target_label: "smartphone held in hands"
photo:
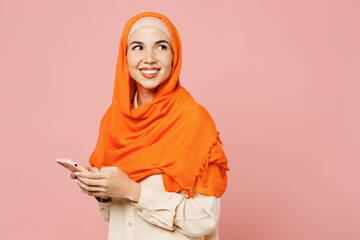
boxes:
[56,158,90,173]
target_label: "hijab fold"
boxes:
[89,12,229,197]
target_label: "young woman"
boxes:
[71,12,229,240]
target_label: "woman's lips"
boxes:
[139,67,160,79]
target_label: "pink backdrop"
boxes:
[1,0,359,239]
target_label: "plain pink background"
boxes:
[1,0,359,239]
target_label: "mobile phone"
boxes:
[56,158,90,173]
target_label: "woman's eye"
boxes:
[157,45,167,50]
[132,45,142,50]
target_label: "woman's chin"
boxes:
[135,78,166,91]
[137,82,160,91]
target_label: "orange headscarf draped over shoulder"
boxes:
[89,12,229,197]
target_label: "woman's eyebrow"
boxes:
[155,40,170,45]
[129,40,170,46]
[129,41,143,46]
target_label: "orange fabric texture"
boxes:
[89,12,229,197]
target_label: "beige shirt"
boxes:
[96,90,221,240]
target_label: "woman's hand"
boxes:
[70,166,110,199]
[73,166,141,203]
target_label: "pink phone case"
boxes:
[56,158,90,172]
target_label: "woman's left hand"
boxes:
[74,166,141,203]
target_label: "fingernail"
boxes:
[79,187,82,191]
[74,179,78,183]
[75,172,79,176]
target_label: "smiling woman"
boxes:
[126,22,173,106]
[71,12,229,240]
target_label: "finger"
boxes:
[76,179,107,193]
[90,167,100,172]
[84,166,91,171]
[70,172,77,179]
[78,186,93,197]
[77,176,107,187]
[79,186,108,198]
[76,171,109,179]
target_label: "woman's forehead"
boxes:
[128,16,171,44]
[128,27,171,44]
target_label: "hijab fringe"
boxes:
[184,131,223,198]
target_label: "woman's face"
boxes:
[127,26,173,91]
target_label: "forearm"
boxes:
[95,181,141,222]
[132,186,220,237]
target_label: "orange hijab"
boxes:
[89,12,229,197]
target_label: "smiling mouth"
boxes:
[140,69,160,74]
[139,68,160,79]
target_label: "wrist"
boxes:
[127,182,141,203]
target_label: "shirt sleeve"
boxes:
[97,200,111,222]
[132,186,221,237]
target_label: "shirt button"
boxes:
[128,222,133,227]
[139,209,143,213]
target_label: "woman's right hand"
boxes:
[71,166,112,201]
[70,166,111,200]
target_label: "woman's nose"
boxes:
[143,49,156,63]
